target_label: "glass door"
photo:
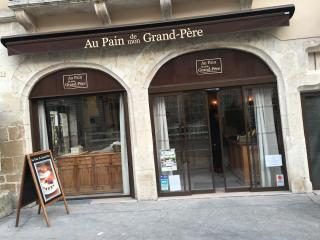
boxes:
[153,94,188,194]
[217,88,250,190]
[152,91,214,195]
[244,85,287,189]
[184,92,214,192]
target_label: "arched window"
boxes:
[149,49,287,195]
[29,68,133,198]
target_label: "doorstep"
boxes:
[84,192,293,204]
[313,190,320,195]
[90,197,137,205]
[158,191,292,201]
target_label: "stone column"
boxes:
[128,87,158,200]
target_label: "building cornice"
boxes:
[160,0,172,20]
[240,0,253,10]
[94,0,111,25]
[15,10,36,32]
[0,10,16,23]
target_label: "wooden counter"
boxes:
[56,151,123,196]
[227,139,257,185]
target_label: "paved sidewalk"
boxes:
[0,193,320,240]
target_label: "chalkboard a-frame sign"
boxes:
[16,150,69,227]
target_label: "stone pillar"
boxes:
[284,90,313,193]
[129,87,158,200]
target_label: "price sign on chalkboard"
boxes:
[16,150,69,227]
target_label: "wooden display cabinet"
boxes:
[56,152,123,196]
[227,139,258,184]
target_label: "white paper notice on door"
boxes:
[169,175,182,192]
[276,174,285,187]
[265,154,283,167]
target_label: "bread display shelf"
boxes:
[56,151,123,196]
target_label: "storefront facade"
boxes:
[150,49,287,195]
[1,0,320,206]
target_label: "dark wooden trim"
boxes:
[123,92,135,198]
[215,90,228,192]
[149,76,276,94]
[158,192,190,197]
[1,5,294,56]
[29,68,125,99]
[250,186,287,192]
[2,5,295,42]
[30,101,40,152]
[149,95,162,196]
[273,85,290,190]
[190,189,216,194]
[15,156,28,227]
[204,91,216,191]
[181,94,190,194]
[241,86,254,189]
[225,187,251,193]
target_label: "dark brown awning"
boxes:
[1,5,295,56]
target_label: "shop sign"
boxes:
[160,149,177,172]
[196,58,223,75]
[32,153,62,203]
[83,28,204,49]
[63,73,88,90]
[265,154,283,167]
[2,6,294,56]
[16,150,69,227]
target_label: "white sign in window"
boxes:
[265,154,283,167]
[169,175,181,192]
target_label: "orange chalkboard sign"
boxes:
[16,150,69,227]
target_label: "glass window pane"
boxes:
[37,93,130,196]
[245,86,285,188]
[153,95,186,193]
[219,88,250,189]
[184,92,213,191]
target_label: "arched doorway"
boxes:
[29,68,134,198]
[149,49,288,196]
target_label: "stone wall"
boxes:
[0,125,25,204]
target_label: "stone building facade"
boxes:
[1,0,320,211]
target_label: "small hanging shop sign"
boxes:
[63,73,88,90]
[196,58,223,75]
[16,150,69,227]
